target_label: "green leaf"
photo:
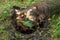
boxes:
[23,21,34,28]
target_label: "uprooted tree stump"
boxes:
[11,1,50,34]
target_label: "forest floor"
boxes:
[0,0,60,40]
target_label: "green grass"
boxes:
[50,15,60,40]
[0,0,60,40]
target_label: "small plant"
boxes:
[15,33,24,38]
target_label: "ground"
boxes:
[0,0,60,40]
